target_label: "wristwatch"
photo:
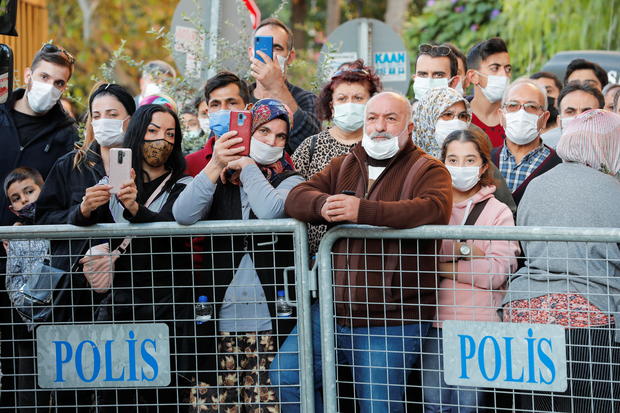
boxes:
[459,243,471,257]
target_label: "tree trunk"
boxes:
[385,0,411,34]
[326,0,341,36]
[77,0,100,40]
[290,0,307,50]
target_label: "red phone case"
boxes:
[229,110,252,156]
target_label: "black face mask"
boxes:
[547,96,558,125]
[11,202,36,224]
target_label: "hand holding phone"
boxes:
[229,111,252,157]
[109,148,132,194]
[254,36,273,63]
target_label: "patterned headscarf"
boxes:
[236,98,294,184]
[139,94,178,113]
[557,109,620,179]
[251,98,292,135]
[413,87,470,158]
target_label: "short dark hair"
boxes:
[316,59,383,122]
[564,58,608,89]
[530,71,563,93]
[417,43,458,78]
[204,71,250,106]
[445,42,467,73]
[255,17,294,51]
[4,167,44,196]
[557,82,605,110]
[466,37,508,71]
[30,45,74,78]
[141,60,177,79]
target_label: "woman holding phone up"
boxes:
[173,98,304,412]
[34,82,135,410]
[88,103,194,410]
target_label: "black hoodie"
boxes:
[0,88,78,226]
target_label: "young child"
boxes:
[4,167,49,329]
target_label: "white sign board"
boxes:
[325,52,358,77]
[374,51,407,82]
[442,321,567,392]
[37,323,171,388]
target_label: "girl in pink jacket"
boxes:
[421,128,519,413]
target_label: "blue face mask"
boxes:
[208,110,230,137]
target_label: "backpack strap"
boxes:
[464,198,491,226]
[308,134,318,166]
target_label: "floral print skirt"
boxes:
[189,330,279,413]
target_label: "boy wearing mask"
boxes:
[466,38,512,148]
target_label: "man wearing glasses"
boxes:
[0,43,77,227]
[491,79,561,206]
[412,43,461,100]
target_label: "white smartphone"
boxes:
[108,148,132,194]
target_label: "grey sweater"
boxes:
[502,163,620,341]
[173,164,303,332]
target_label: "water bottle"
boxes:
[276,290,293,317]
[195,295,214,324]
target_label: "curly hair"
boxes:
[316,59,382,122]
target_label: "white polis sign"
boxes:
[442,321,567,392]
[37,323,170,388]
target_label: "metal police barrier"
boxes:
[0,219,314,412]
[316,225,620,413]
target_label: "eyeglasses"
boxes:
[331,68,370,79]
[418,44,451,57]
[40,43,75,65]
[502,101,544,114]
[439,110,472,122]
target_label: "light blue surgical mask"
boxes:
[208,110,230,137]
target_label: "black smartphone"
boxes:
[341,190,356,196]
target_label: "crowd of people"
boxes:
[0,16,619,413]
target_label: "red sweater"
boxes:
[472,113,505,148]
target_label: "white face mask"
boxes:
[92,118,127,147]
[413,77,449,100]
[454,80,465,96]
[332,102,365,132]
[504,109,541,145]
[478,73,508,103]
[362,127,406,160]
[186,129,202,140]
[198,117,211,135]
[447,165,481,192]
[560,116,574,130]
[143,82,162,97]
[250,137,284,165]
[276,55,288,74]
[27,80,62,114]
[434,119,469,147]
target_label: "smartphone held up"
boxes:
[229,110,252,157]
[109,148,132,194]
[254,36,273,63]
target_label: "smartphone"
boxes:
[109,148,132,194]
[254,36,273,63]
[229,110,252,157]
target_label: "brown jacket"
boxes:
[285,140,452,326]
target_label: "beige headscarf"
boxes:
[556,109,620,178]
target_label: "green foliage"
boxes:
[403,0,619,78]
[499,0,619,76]
[403,0,502,57]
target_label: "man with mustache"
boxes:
[270,91,452,412]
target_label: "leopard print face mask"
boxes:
[142,139,173,168]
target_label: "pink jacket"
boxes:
[436,185,519,325]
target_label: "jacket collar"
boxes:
[2,88,75,130]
